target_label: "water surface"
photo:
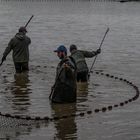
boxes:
[0,1,140,140]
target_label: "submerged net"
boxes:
[0,114,50,139]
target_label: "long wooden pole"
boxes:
[89,27,109,74]
[24,15,34,28]
[49,69,63,100]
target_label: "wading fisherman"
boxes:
[50,45,77,103]
[1,27,31,73]
[69,44,101,82]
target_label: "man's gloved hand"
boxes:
[2,56,6,62]
[96,48,101,54]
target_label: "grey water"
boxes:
[0,0,140,140]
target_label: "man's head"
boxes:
[69,44,77,53]
[54,45,67,59]
[18,26,27,34]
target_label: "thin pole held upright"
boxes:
[89,27,109,74]
[25,15,34,28]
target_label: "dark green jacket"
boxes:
[70,50,97,72]
[3,32,31,63]
[51,56,77,103]
[56,56,76,78]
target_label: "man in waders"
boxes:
[69,44,101,82]
[50,45,77,103]
[1,27,31,73]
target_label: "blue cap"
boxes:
[54,45,67,53]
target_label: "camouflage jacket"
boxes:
[70,50,97,72]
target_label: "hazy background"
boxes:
[0,0,140,140]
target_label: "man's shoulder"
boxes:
[71,49,81,55]
[67,56,77,69]
[24,35,31,40]
[10,35,17,42]
[25,35,30,38]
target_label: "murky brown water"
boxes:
[0,0,140,140]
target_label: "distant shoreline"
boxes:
[119,0,140,2]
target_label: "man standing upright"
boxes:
[1,27,31,73]
[50,45,77,103]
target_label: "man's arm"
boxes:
[82,49,101,58]
[2,39,13,60]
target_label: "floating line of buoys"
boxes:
[0,71,139,122]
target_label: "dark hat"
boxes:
[19,26,27,33]
[69,44,77,52]
[54,45,67,53]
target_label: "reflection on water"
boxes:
[0,0,140,140]
[0,72,49,140]
[11,73,31,115]
[51,103,77,140]
[77,82,88,94]
[77,82,88,102]
[50,82,89,139]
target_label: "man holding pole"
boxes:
[69,28,109,82]
[69,44,101,82]
[1,26,31,73]
[50,45,77,103]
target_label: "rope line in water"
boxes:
[0,71,139,123]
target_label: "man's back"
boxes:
[70,50,89,73]
[4,32,31,62]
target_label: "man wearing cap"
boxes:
[1,26,31,73]
[50,45,77,103]
[69,44,101,82]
